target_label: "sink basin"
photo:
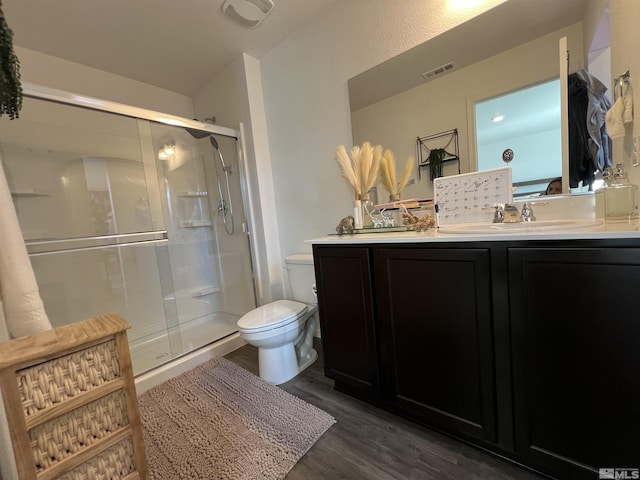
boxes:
[438,219,603,234]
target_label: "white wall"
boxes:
[16,47,194,118]
[259,0,507,257]
[193,54,284,303]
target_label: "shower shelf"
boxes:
[177,191,208,197]
[164,285,220,301]
[180,220,212,228]
[10,189,51,197]
[192,286,220,298]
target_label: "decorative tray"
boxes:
[329,225,414,235]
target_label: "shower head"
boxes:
[186,128,220,151]
[186,128,210,139]
[185,128,229,172]
[210,137,229,172]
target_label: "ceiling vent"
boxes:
[222,0,275,28]
[421,62,457,80]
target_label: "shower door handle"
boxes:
[26,230,169,255]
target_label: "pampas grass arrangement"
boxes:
[359,142,382,199]
[335,142,382,200]
[379,149,413,201]
[335,144,361,200]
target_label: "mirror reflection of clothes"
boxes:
[567,71,612,189]
[605,80,633,139]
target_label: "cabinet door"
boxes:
[509,247,640,479]
[313,246,379,399]
[374,246,497,443]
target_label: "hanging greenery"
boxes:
[428,148,447,181]
[0,0,22,120]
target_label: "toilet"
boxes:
[237,254,318,385]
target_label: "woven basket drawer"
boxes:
[18,340,121,417]
[30,389,130,471]
[57,437,138,480]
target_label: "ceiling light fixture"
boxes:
[492,115,505,123]
[222,0,275,28]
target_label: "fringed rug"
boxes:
[138,357,336,480]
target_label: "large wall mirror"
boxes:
[349,0,611,201]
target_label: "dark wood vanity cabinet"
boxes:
[313,240,640,480]
[313,246,379,400]
[508,246,640,479]
[373,247,497,443]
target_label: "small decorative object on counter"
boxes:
[603,163,638,218]
[360,193,374,228]
[335,215,355,235]
[381,209,395,227]
[415,213,436,232]
[402,210,436,232]
[402,210,419,226]
[369,209,384,228]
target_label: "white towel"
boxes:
[606,97,626,139]
[622,83,633,126]
[0,161,52,338]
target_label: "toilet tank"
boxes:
[285,254,317,305]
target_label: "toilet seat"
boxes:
[237,300,309,334]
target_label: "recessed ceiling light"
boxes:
[492,115,505,123]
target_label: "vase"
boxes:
[389,193,400,202]
[359,193,374,228]
[353,199,363,229]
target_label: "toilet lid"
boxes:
[237,300,308,332]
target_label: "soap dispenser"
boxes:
[604,164,637,218]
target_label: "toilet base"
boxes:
[258,343,318,385]
[298,347,318,373]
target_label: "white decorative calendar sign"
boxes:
[433,167,513,225]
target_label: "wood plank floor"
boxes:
[224,341,548,480]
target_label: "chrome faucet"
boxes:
[520,202,535,222]
[489,204,505,223]
[485,203,519,223]
[519,201,548,222]
[485,201,547,223]
[502,203,520,223]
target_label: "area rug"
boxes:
[138,357,336,480]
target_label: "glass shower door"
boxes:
[0,96,176,375]
[1,92,257,375]
[148,122,256,357]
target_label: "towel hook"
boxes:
[614,70,631,100]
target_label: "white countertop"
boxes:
[306,218,640,244]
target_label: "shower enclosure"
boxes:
[0,85,257,375]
